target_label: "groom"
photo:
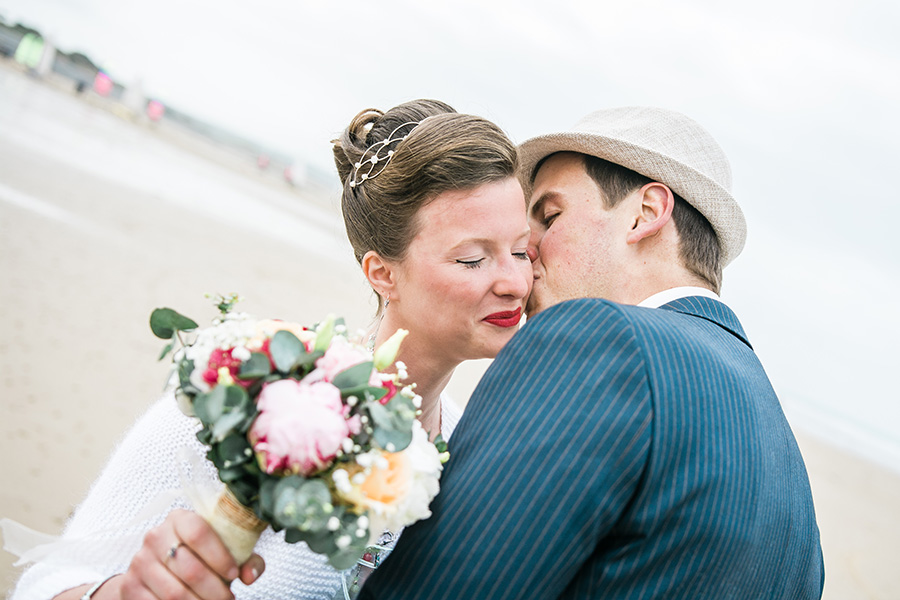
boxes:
[360,107,825,598]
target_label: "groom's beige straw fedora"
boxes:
[518,107,746,266]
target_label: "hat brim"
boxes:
[518,132,746,266]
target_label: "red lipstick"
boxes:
[483,307,522,328]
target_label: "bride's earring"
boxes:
[384,294,390,308]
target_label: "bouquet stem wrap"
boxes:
[203,488,267,565]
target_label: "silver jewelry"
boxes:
[80,574,117,599]
[349,121,420,187]
[166,541,183,561]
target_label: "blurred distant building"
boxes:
[14,32,42,68]
[0,20,34,57]
[0,17,326,192]
[53,51,101,92]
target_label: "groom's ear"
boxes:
[362,250,396,298]
[625,182,675,245]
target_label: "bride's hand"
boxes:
[116,509,265,599]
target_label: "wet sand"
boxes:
[1,63,898,599]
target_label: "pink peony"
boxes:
[311,338,376,384]
[249,379,350,476]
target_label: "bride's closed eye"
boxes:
[457,258,484,269]
[512,251,529,261]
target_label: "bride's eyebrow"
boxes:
[449,238,493,251]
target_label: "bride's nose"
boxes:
[493,259,532,299]
[527,230,541,263]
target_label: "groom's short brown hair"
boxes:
[581,155,723,293]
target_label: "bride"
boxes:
[10,99,533,600]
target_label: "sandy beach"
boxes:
[1,64,898,599]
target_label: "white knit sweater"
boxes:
[11,393,461,600]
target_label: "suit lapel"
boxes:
[658,296,753,350]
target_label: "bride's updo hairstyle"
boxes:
[333,99,518,314]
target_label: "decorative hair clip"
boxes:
[349,121,420,188]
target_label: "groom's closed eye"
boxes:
[529,193,562,230]
[540,210,560,227]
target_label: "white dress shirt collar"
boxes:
[637,286,720,309]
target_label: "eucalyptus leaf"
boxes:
[213,433,254,468]
[270,330,306,373]
[274,478,334,531]
[226,480,256,507]
[373,425,413,452]
[217,465,247,483]
[302,527,339,554]
[283,527,337,552]
[219,435,253,464]
[274,475,306,492]
[368,399,415,452]
[149,308,198,339]
[284,528,305,544]
[338,384,389,403]
[330,545,368,571]
[332,361,375,391]
[362,386,388,402]
[210,386,254,440]
[223,384,251,410]
[259,478,279,520]
[239,352,271,379]
[158,342,174,361]
[177,359,196,392]
[294,350,323,369]
[211,409,247,441]
[237,408,259,434]
[196,428,213,446]
[193,387,226,427]
[326,512,371,570]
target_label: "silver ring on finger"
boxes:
[166,541,184,564]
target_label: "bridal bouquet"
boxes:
[150,294,446,570]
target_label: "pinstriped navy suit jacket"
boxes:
[359,297,824,599]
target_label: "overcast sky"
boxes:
[3,0,899,466]
[3,0,896,254]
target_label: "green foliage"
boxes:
[149,308,198,339]
[282,508,369,570]
[211,292,241,315]
[239,353,272,379]
[158,342,174,361]
[193,385,257,441]
[331,361,375,395]
[269,330,307,373]
[313,315,337,353]
[272,477,333,531]
[226,478,258,508]
[434,435,448,454]
[367,394,416,452]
